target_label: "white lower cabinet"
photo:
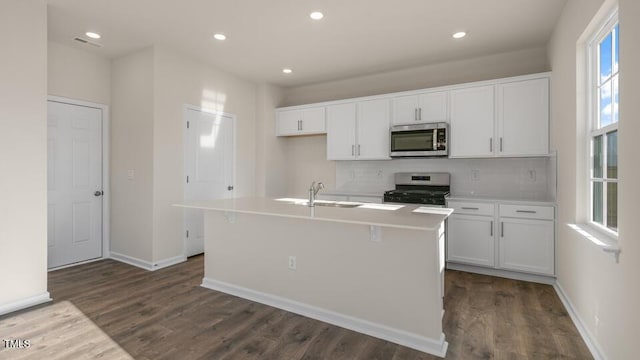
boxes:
[447,200,555,277]
[447,214,494,267]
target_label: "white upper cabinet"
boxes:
[327,99,390,160]
[449,85,495,158]
[392,91,448,125]
[497,78,549,156]
[327,103,357,160]
[276,107,326,136]
[357,99,390,160]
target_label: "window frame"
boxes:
[587,10,619,238]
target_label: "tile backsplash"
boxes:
[335,156,556,201]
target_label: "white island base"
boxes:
[178,198,450,357]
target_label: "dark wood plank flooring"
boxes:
[0,255,592,359]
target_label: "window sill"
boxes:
[568,223,621,263]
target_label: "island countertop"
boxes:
[175,197,453,231]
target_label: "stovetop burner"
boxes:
[383,173,450,206]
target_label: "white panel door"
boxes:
[497,78,549,156]
[357,99,391,160]
[498,218,555,275]
[449,85,495,158]
[184,109,235,257]
[47,101,103,268]
[327,103,357,160]
[446,214,495,267]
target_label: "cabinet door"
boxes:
[301,107,326,134]
[447,214,495,267]
[357,99,391,160]
[498,218,554,275]
[327,103,357,160]
[497,78,549,156]
[391,95,418,125]
[418,91,448,123]
[277,109,302,136]
[449,85,495,157]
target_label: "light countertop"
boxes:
[175,197,452,231]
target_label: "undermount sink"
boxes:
[311,202,362,208]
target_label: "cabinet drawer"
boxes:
[447,201,494,216]
[499,204,554,220]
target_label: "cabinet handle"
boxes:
[414,108,418,121]
[490,221,493,236]
[300,120,303,131]
[352,145,355,156]
[516,210,537,214]
[490,138,493,152]
[461,207,479,210]
[297,120,300,131]
[358,144,361,156]
[501,222,504,237]
[500,137,503,152]
[419,108,422,121]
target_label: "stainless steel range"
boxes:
[383,172,450,207]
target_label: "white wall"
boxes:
[48,41,111,105]
[110,47,155,262]
[255,84,288,197]
[152,46,259,262]
[0,0,49,310]
[282,47,549,106]
[548,0,640,358]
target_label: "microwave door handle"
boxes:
[433,129,437,150]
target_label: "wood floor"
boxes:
[0,256,592,359]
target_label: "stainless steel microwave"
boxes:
[389,122,448,157]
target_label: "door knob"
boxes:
[94,191,103,197]
[227,186,234,191]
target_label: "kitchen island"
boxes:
[175,197,452,357]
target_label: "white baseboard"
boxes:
[201,277,448,357]
[110,252,186,271]
[0,292,52,316]
[554,281,606,360]
[446,262,556,285]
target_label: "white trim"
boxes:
[554,281,606,360]
[46,96,111,262]
[0,292,52,316]
[446,262,556,285]
[47,257,104,272]
[110,252,187,271]
[201,277,448,357]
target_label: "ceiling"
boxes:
[47,0,566,87]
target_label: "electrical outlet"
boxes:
[127,169,135,180]
[288,256,296,270]
[527,170,536,182]
[377,169,384,178]
[471,169,480,181]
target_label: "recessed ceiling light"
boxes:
[85,32,101,39]
[452,31,467,39]
[310,11,324,20]
[213,33,227,41]
[282,68,293,74]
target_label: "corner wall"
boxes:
[548,0,640,358]
[110,47,155,262]
[0,0,49,311]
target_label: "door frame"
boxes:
[183,104,237,257]
[47,95,110,268]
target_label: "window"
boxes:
[589,13,618,234]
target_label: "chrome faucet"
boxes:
[308,181,324,207]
